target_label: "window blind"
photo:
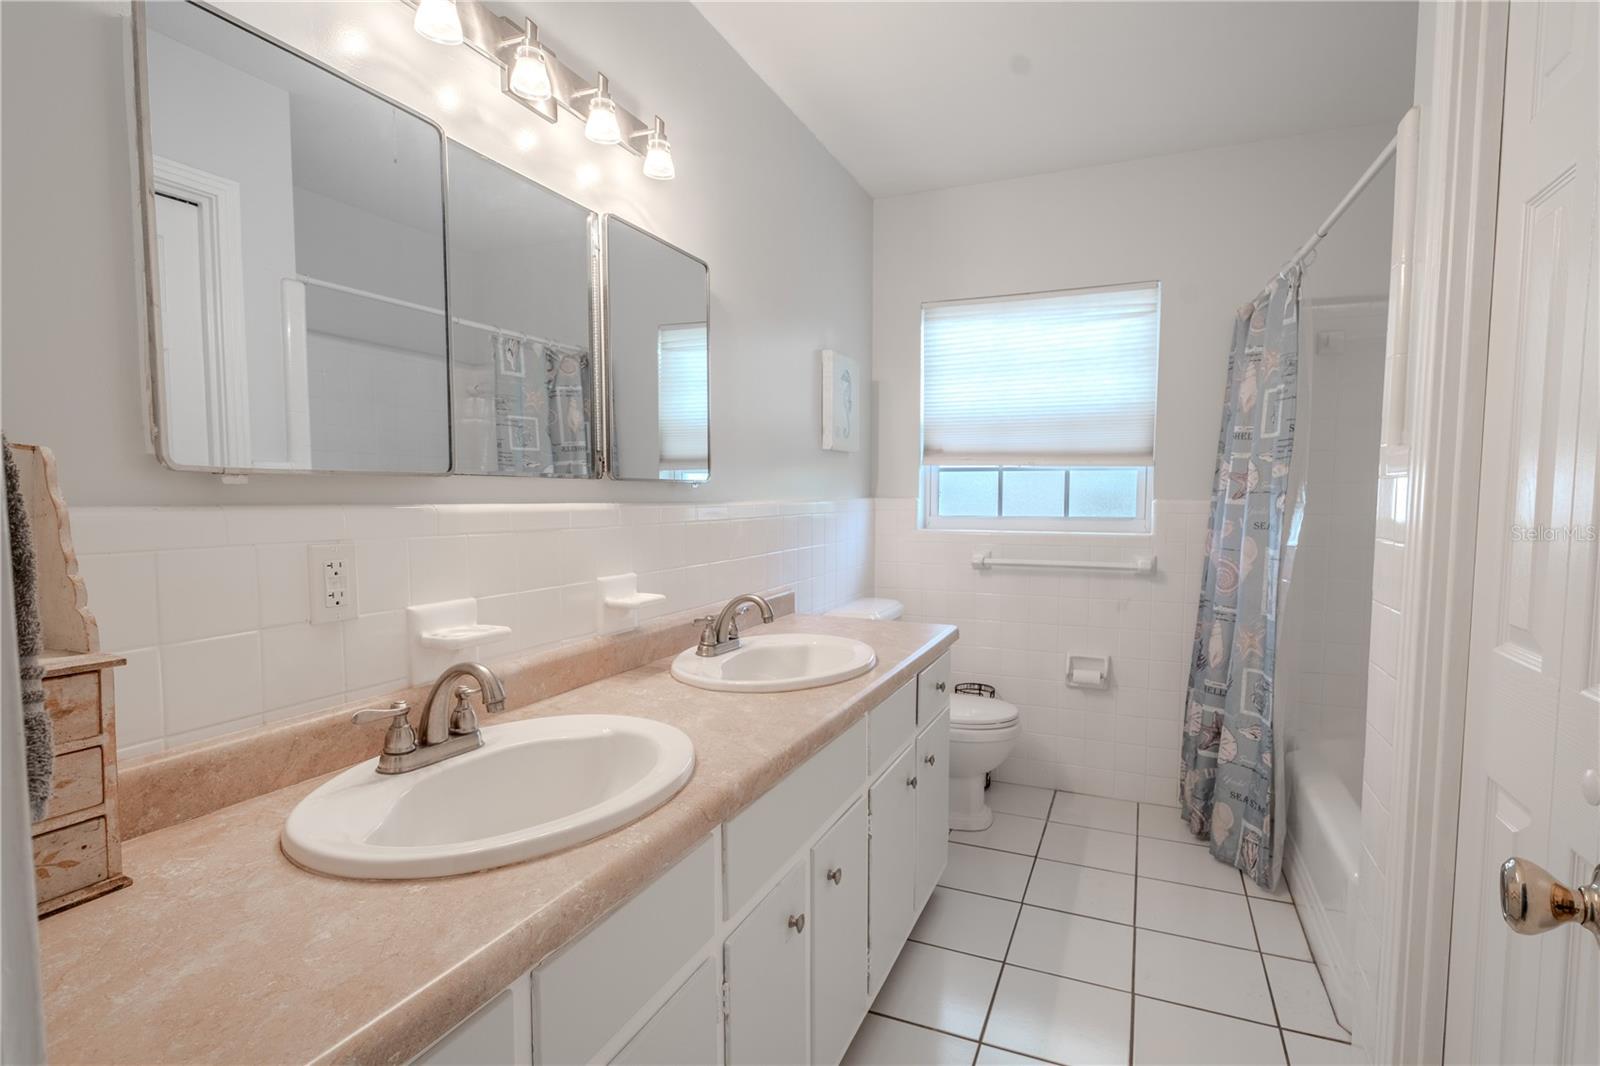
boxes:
[657,323,709,470]
[921,282,1159,466]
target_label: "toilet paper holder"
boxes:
[1066,654,1110,689]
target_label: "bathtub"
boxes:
[1284,740,1362,1033]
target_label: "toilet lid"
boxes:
[950,692,1018,730]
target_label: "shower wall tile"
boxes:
[73,498,873,755]
[873,497,1209,804]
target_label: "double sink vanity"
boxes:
[37,606,957,1066]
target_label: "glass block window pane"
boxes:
[1067,467,1141,518]
[937,468,999,516]
[1001,468,1066,517]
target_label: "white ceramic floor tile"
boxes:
[1137,837,1245,893]
[912,887,1022,961]
[1265,955,1347,1040]
[1037,823,1136,874]
[1049,792,1138,834]
[1136,878,1257,949]
[941,843,1034,901]
[872,941,1001,1040]
[1005,906,1133,990]
[985,966,1131,1066]
[1137,803,1199,843]
[975,1045,1055,1065]
[1024,858,1135,924]
[950,813,1047,857]
[1282,1032,1363,1065]
[987,782,1055,819]
[1246,874,1294,902]
[844,1014,978,1065]
[1134,930,1276,1025]
[1133,997,1286,1065]
[1250,898,1312,960]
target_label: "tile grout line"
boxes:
[1239,864,1292,1064]
[973,788,1054,1054]
[1129,800,1141,1066]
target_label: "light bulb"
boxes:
[509,43,552,101]
[643,120,674,181]
[586,96,622,145]
[413,0,463,46]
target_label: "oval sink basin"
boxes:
[281,715,695,880]
[670,633,877,693]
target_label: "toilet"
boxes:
[947,693,1021,831]
[827,599,1021,831]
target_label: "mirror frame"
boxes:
[596,213,711,483]
[129,0,455,477]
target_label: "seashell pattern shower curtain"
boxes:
[1179,270,1300,890]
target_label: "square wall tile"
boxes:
[260,624,344,714]
[112,647,164,749]
[160,632,262,735]
[408,536,469,605]
[157,546,258,643]
[256,544,310,628]
[77,552,158,653]
[356,540,409,614]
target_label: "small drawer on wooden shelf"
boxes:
[42,745,105,822]
[44,671,102,743]
[33,817,110,901]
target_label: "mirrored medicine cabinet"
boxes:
[132,1,709,483]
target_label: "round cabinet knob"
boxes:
[788,913,806,933]
[1582,768,1600,807]
[934,681,947,692]
[925,753,937,766]
[827,867,843,885]
[907,775,919,789]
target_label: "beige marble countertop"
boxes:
[38,615,957,1065]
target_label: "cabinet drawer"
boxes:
[43,745,105,822]
[724,858,809,1066]
[45,671,102,743]
[611,962,718,1066]
[535,837,714,1066]
[917,652,951,725]
[867,680,915,780]
[33,817,109,900]
[811,798,868,1066]
[723,719,865,918]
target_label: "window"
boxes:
[657,323,709,481]
[921,282,1159,531]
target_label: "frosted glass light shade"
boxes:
[413,0,463,46]
[643,134,674,180]
[509,45,553,101]
[585,96,622,145]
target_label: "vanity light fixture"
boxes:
[642,118,675,181]
[407,0,675,180]
[582,74,623,146]
[412,0,464,46]
[507,19,553,103]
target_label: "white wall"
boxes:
[872,122,1399,502]
[0,0,873,506]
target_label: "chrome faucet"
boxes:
[695,593,775,657]
[351,661,508,774]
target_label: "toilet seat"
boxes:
[950,692,1018,732]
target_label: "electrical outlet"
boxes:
[308,543,357,623]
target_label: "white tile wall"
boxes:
[76,499,873,756]
[873,498,1210,804]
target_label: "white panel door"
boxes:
[810,798,868,1066]
[724,858,808,1065]
[153,193,216,463]
[914,710,950,910]
[867,745,918,998]
[1444,3,1600,1062]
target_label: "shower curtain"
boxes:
[1179,270,1301,890]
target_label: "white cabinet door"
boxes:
[611,961,720,1066]
[810,798,868,1066]
[725,858,809,1065]
[412,977,532,1066]
[916,651,951,725]
[868,745,918,998]
[914,710,950,910]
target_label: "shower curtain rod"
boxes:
[1272,130,1400,286]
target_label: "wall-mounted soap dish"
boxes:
[408,599,511,684]
[598,572,666,634]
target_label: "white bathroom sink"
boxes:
[281,715,695,880]
[670,633,877,692]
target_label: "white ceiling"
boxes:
[697,1,1417,198]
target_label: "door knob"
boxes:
[827,866,843,885]
[1499,857,1600,942]
[788,913,805,933]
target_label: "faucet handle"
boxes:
[351,701,418,757]
[449,685,480,735]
